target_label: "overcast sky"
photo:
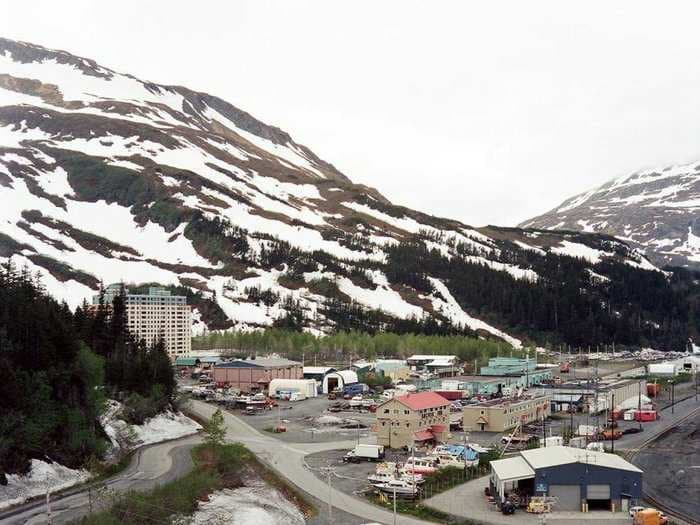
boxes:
[3,1,700,226]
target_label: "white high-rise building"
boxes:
[94,284,192,358]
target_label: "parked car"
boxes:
[623,427,644,435]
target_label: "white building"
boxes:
[94,284,192,359]
[321,370,358,394]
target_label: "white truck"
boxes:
[343,444,385,463]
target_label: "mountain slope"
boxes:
[520,160,700,269]
[0,38,696,350]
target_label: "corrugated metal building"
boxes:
[490,446,642,513]
[213,358,302,392]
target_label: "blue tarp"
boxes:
[445,445,478,461]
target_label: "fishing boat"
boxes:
[368,470,425,485]
[400,456,437,475]
[374,478,420,496]
[349,395,363,408]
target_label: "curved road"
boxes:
[189,400,434,525]
[0,434,201,525]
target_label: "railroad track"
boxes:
[628,406,700,525]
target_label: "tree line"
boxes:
[0,263,175,480]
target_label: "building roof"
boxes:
[394,391,451,411]
[490,456,535,482]
[175,357,200,366]
[520,446,642,473]
[303,366,335,375]
[216,357,301,369]
[407,354,457,361]
[326,370,359,384]
[413,429,435,441]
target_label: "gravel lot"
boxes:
[218,396,378,443]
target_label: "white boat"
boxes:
[349,395,363,407]
[400,457,437,475]
[374,478,420,496]
[368,471,425,485]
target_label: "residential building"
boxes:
[490,446,642,512]
[92,284,192,358]
[212,358,302,392]
[376,392,450,449]
[462,394,551,432]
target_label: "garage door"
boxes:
[549,484,581,511]
[587,484,610,499]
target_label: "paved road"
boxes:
[0,434,201,525]
[190,400,435,525]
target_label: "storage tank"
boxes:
[268,379,317,399]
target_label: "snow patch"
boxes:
[0,460,90,511]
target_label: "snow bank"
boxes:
[100,399,201,456]
[0,460,90,511]
[131,410,202,447]
[182,485,305,525]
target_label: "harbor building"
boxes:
[93,284,192,358]
[462,394,552,432]
[376,391,450,449]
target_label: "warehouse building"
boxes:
[321,370,359,394]
[542,378,645,414]
[376,391,450,449]
[480,357,554,387]
[213,358,302,392]
[462,394,551,432]
[489,446,642,513]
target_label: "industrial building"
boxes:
[462,394,551,432]
[212,358,302,392]
[489,446,642,512]
[321,370,359,394]
[268,378,318,399]
[93,284,192,358]
[480,357,554,387]
[542,378,645,414]
[406,354,460,376]
[376,391,450,449]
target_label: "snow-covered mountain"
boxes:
[0,38,677,348]
[521,160,700,269]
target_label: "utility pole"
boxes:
[671,381,675,414]
[45,474,52,525]
[638,380,642,431]
[610,392,615,454]
[320,466,334,523]
[393,486,398,525]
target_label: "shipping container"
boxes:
[634,410,657,422]
[646,383,660,397]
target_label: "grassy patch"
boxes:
[75,442,314,524]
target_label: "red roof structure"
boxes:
[394,391,450,411]
[413,429,434,441]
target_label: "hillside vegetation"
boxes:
[0,263,175,479]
